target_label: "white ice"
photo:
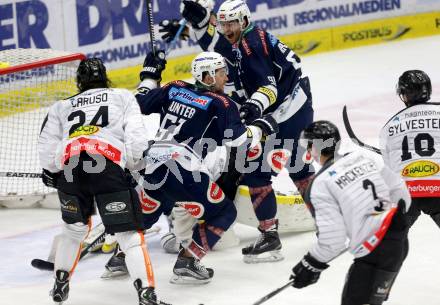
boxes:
[1,35,440,305]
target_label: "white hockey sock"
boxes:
[54,222,90,276]
[116,231,155,287]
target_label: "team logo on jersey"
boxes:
[207,181,225,204]
[302,150,313,164]
[268,149,291,173]
[138,189,161,214]
[402,160,440,178]
[247,142,262,161]
[169,87,212,110]
[105,202,127,213]
[69,125,99,138]
[176,201,205,218]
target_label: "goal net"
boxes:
[0,49,85,208]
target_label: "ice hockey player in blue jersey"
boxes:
[134,50,279,284]
[164,0,315,263]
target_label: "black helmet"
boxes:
[302,120,341,156]
[396,70,431,106]
[76,58,109,92]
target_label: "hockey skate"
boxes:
[134,279,172,305]
[101,244,128,279]
[170,249,214,285]
[50,270,70,304]
[242,229,283,264]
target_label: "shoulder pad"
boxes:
[204,91,230,108]
[163,80,189,89]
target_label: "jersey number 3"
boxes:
[363,179,384,212]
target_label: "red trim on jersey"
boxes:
[62,137,121,165]
[204,91,230,107]
[241,38,252,56]
[360,208,397,252]
[406,180,440,197]
[257,28,269,56]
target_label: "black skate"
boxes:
[170,249,214,285]
[134,279,172,305]
[242,229,283,263]
[101,244,128,279]
[50,270,70,304]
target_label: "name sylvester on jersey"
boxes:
[388,117,440,136]
[333,160,377,190]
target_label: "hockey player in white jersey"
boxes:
[289,121,411,305]
[380,70,440,228]
[38,58,169,305]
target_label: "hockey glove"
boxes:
[42,169,61,189]
[250,115,279,137]
[389,199,410,231]
[290,253,329,289]
[140,50,167,82]
[180,0,210,29]
[159,19,189,43]
[240,100,263,125]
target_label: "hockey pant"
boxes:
[142,163,237,259]
[55,153,152,285]
[406,197,440,228]
[241,99,314,223]
[341,213,409,305]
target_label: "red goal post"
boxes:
[0,49,85,208]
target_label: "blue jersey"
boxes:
[197,24,311,113]
[136,80,248,157]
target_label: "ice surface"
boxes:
[1,36,440,305]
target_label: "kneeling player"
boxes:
[38,58,169,305]
[289,121,411,305]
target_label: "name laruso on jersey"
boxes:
[388,118,440,136]
[334,161,377,190]
[71,92,108,107]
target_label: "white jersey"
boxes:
[380,103,440,198]
[306,150,410,262]
[38,88,151,172]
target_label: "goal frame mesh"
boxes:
[0,49,86,208]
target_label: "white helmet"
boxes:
[217,0,251,28]
[191,51,227,87]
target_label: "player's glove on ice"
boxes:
[181,0,210,29]
[290,253,329,288]
[159,19,189,43]
[240,100,263,125]
[42,169,61,189]
[250,115,279,137]
[140,50,167,82]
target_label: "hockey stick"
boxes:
[31,226,161,271]
[252,279,295,305]
[342,105,381,154]
[165,19,188,57]
[146,0,157,56]
[0,171,42,178]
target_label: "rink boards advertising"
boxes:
[0,0,439,87]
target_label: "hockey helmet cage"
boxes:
[217,0,251,28]
[77,58,108,92]
[396,70,431,105]
[191,51,227,87]
[301,120,341,156]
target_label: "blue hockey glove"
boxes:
[181,0,210,29]
[42,169,60,189]
[159,19,189,43]
[290,253,329,289]
[140,50,167,82]
[250,115,279,137]
[240,99,263,125]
